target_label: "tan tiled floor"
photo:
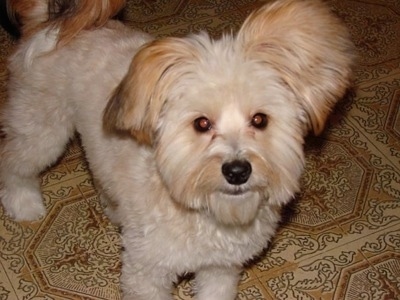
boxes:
[1,0,400,299]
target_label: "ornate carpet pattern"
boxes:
[0,0,399,299]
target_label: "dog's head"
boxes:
[104,0,354,225]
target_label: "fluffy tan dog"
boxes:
[0,0,354,299]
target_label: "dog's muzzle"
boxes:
[222,160,252,185]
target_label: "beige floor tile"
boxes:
[123,0,242,36]
[152,9,247,39]
[260,247,371,300]
[355,223,400,296]
[25,266,121,299]
[237,279,273,300]
[250,225,347,278]
[0,214,37,275]
[174,278,195,300]
[1,268,71,300]
[0,265,14,299]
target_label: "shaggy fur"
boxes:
[0,0,354,299]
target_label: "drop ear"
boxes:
[237,0,355,135]
[103,37,199,145]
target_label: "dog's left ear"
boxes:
[103,38,198,145]
[237,0,355,135]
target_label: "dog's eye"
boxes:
[194,117,212,133]
[251,113,268,129]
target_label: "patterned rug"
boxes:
[0,0,399,299]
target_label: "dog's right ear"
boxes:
[103,38,198,145]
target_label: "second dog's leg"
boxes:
[195,266,241,300]
[0,111,74,221]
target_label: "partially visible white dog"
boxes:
[0,0,354,299]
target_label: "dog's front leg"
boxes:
[120,252,175,300]
[121,271,174,300]
[195,266,241,300]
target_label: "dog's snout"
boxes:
[222,160,252,185]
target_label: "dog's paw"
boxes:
[0,186,46,221]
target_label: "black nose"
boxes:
[222,160,252,185]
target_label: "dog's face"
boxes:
[151,46,306,225]
[104,0,354,225]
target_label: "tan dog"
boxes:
[0,0,354,299]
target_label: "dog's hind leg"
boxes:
[0,97,75,221]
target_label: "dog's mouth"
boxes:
[219,187,251,196]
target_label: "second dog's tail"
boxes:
[7,0,125,44]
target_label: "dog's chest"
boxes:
[122,209,276,274]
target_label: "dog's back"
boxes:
[0,0,150,222]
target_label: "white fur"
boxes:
[0,0,354,298]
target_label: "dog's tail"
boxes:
[7,0,125,44]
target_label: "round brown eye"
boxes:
[194,117,212,132]
[251,113,268,129]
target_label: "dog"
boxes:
[0,0,354,299]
